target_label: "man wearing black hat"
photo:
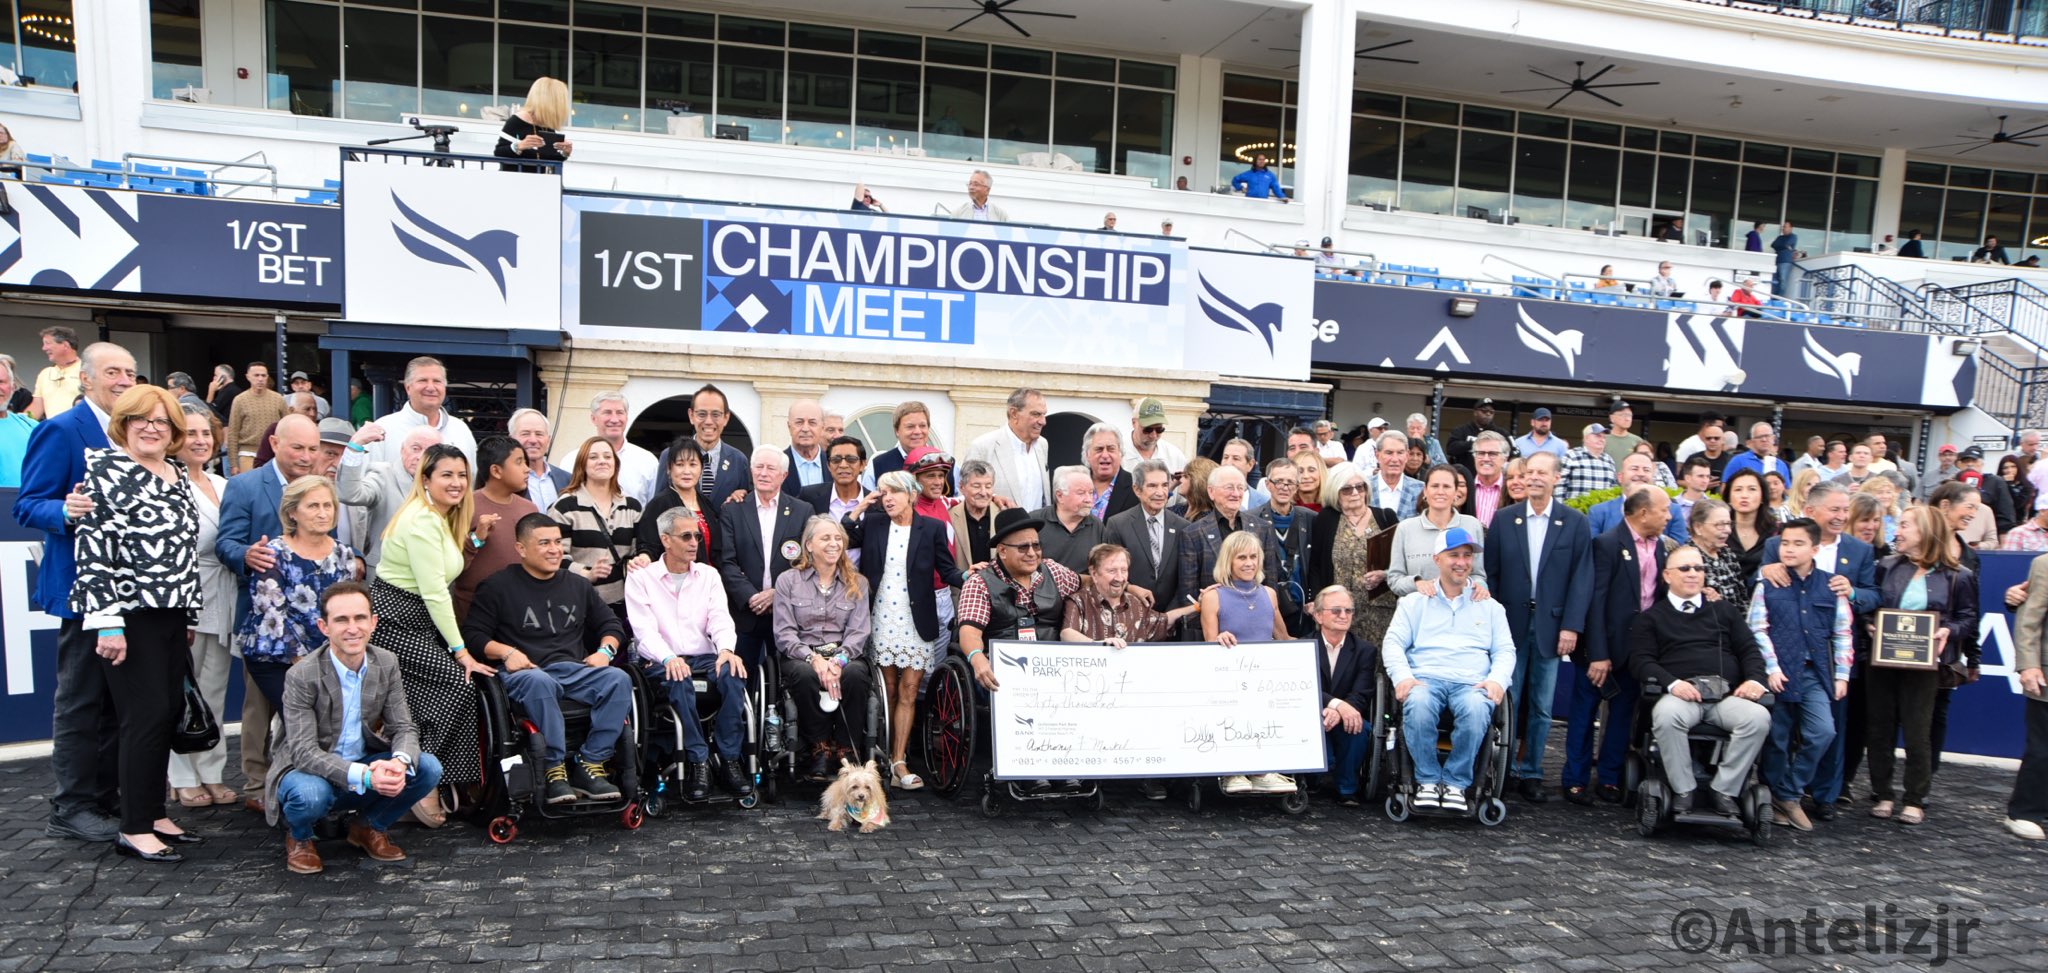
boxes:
[1315,236,1353,278]
[1960,446,2018,536]
[1603,400,1644,461]
[957,508,1084,694]
[1445,399,1506,470]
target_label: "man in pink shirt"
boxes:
[626,506,748,801]
[1469,431,1510,525]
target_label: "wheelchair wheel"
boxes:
[1384,792,1411,823]
[921,656,976,797]
[1636,783,1663,837]
[1091,787,1108,812]
[487,816,519,844]
[620,802,645,830]
[643,789,668,819]
[1477,798,1508,827]
[1751,810,1773,847]
[980,790,1002,818]
[1621,753,1643,809]
[1280,786,1309,816]
[738,792,760,810]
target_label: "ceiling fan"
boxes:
[1501,61,1659,110]
[905,0,1074,38]
[1916,115,2046,155]
[1269,38,1420,69]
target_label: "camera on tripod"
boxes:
[407,117,458,153]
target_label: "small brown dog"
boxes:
[818,758,890,833]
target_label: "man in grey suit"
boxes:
[1105,459,1190,614]
[962,387,1051,512]
[337,423,442,573]
[269,582,442,874]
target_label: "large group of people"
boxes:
[13,348,2048,876]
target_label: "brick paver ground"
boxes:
[0,741,2041,972]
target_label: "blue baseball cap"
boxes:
[1434,526,1483,554]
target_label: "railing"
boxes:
[1800,263,1969,333]
[7,156,329,199]
[121,151,280,199]
[1974,344,2048,431]
[1924,278,2048,353]
[1684,0,2048,42]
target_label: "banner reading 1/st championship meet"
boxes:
[988,641,1328,779]
[559,195,1188,371]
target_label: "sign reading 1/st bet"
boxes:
[227,219,332,287]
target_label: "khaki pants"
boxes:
[239,664,274,800]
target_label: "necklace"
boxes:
[1228,578,1262,609]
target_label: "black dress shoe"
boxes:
[1562,785,1594,806]
[721,761,755,797]
[1812,802,1839,822]
[1596,783,1623,804]
[1708,790,1741,818]
[154,830,204,845]
[46,807,119,843]
[1670,790,1696,814]
[805,748,836,782]
[1517,778,1551,803]
[684,762,711,801]
[113,836,184,864]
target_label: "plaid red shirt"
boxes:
[956,561,1082,630]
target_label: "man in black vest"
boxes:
[956,508,1083,693]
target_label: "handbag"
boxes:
[170,673,222,755]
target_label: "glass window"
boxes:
[1694,136,1739,161]
[715,43,783,141]
[2031,198,2048,255]
[1119,61,1174,89]
[1743,142,1787,166]
[925,37,985,67]
[1405,98,1457,125]
[1689,160,1737,247]
[1898,184,1943,244]
[1354,91,1400,117]
[785,52,851,149]
[1056,52,1114,83]
[789,23,854,53]
[1512,139,1565,227]
[720,16,785,46]
[1347,116,1399,207]
[1456,130,1512,219]
[1655,155,1688,212]
[1463,105,1513,132]
[424,0,490,13]
[1940,190,1986,258]
[858,31,920,60]
[149,0,205,100]
[1828,177,1876,254]
[267,0,338,117]
[1659,131,1692,155]
[1566,145,1618,230]
[1115,88,1173,187]
[648,9,713,38]
[1623,126,1657,150]
[1836,153,1879,177]
[1736,165,1784,227]
[420,17,491,118]
[1220,98,1282,174]
[992,46,1051,75]
[1518,112,1567,139]
[1224,73,1283,102]
[1571,120,1619,146]
[1993,170,2032,193]
[1905,161,1947,184]
[854,58,918,151]
[575,1,641,32]
[1620,152,1654,209]
[1790,148,1833,172]
[1987,194,2027,250]
[923,66,985,161]
[500,23,567,107]
[501,0,569,25]
[1785,171,1830,235]
[1948,166,1990,189]
[572,29,642,132]
[643,38,713,132]
[987,73,1050,164]
[1051,80,1112,172]
[1398,124,1456,215]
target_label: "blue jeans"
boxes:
[644,656,747,762]
[502,662,632,765]
[1810,688,1853,804]
[277,752,443,841]
[1562,663,1640,789]
[1763,672,1836,802]
[1511,646,1560,781]
[1402,678,1495,790]
[1326,725,1370,797]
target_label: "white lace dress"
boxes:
[870,523,936,671]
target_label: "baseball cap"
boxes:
[1474,398,1495,409]
[1320,236,1333,247]
[1532,407,1553,420]
[289,370,310,382]
[1368,416,1389,429]
[1583,423,1610,436]
[1609,398,1632,412]
[317,417,355,446]
[1434,526,1483,554]
[1135,398,1168,426]
[1959,445,1985,460]
[1939,443,1958,454]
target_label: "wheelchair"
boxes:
[463,666,646,844]
[1627,679,1775,846]
[625,654,769,817]
[1371,669,1515,826]
[919,649,1107,816]
[759,651,891,797]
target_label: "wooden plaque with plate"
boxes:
[1872,609,1942,670]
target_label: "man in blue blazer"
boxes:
[13,342,133,842]
[215,413,326,809]
[1584,453,1687,543]
[1752,481,1878,817]
[1482,453,1594,802]
[1563,487,1671,804]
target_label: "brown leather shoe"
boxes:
[243,797,265,814]
[347,823,407,862]
[285,836,324,874]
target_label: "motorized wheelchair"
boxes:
[1370,668,1515,826]
[1627,678,1776,845]
[919,647,1108,815]
[461,665,647,843]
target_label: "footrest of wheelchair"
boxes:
[1671,809,1747,828]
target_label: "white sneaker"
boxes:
[1413,784,1441,809]
[1251,773,1296,794]
[1220,775,1254,795]
[1441,787,1470,813]
[2006,817,2047,840]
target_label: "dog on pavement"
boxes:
[818,758,890,833]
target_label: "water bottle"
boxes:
[763,709,784,755]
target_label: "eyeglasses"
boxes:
[126,416,174,430]
[1339,483,1368,495]
[1670,564,1706,573]
[1322,606,1356,615]
[827,455,863,465]
[1001,541,1043,553]
[691,409,728,421]
[1474,450,1505,458]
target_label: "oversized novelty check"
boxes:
[988,640,1329,779]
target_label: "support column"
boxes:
[1293,0,1359,246]
[1872,147,1909,242]
[71,0,153,163]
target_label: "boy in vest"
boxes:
[1745,518,1852,831]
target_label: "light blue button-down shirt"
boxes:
[526,467,561,513]
[329,651,367,765]
[1382,583,1517,688]
[790,449,825,489]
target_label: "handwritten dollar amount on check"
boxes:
[987,641,1329,779]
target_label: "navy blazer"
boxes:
[1097,469,1140,522]
[1585,524,1668,665]
[657,441,753,506]
[1757,534,1879,616]
[216,461,290,621]
[1483,500,1595,657]
[779,445,828,500]
[12,402,110,617]
[717,491,815,634]
[842,508,964,642]
[1315,631,1377,713]
[1104,505,1190,610]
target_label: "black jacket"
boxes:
[1315,631,1377,713]
[716,492,816,634]
[1104,505,1191,610]
[842,509,963,642]
[1585,524,1667,666]
[1303,505,1398,597]
[1627,597,1769,689]
[1877,556,1980,666]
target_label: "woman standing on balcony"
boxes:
[495,77,573,170]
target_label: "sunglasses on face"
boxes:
[828,455,863,465]
[1670,564,1705,573]
[1001,542,1043,553]
[669,532,700,542]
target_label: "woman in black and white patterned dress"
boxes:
[72,385,205,863]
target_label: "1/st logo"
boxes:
[227,219,331,286]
